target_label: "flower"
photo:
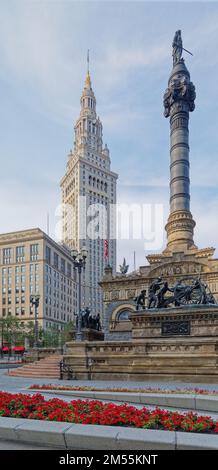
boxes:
[0,391,217,434]
[29,384,218,396]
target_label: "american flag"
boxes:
[104,239,109,259]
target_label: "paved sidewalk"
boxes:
[0,368,218,394]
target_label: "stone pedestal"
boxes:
[64,336,218,383]
[63,306,218,383]
[71,328,104,342]
[130,305,218,340]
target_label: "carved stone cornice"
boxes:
[0,228,43,245]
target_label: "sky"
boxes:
[1,0,218,271]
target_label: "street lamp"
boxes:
[30,295,40,348]
[71,247,88,341]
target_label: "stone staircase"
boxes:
[8,353,62,379]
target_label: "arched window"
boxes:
[117,310,130,321]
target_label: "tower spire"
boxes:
[85,49,91,89]
[87,49,90,73]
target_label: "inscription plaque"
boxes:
[161,320,190,336]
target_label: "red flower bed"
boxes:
[29,384,218,396]
[0,391,218,433]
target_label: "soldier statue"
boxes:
[157,281,173,308]
[82,307,91,328]
[96,313,101,331]
[172,30,183,65]
[134,290,146,311]
[148,277,163,308]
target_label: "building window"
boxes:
[61,258,65,274]
[3,248,12,265]
[54,253,59,269]
[30,244,38,261]
[16,246,25,263]
[117,310,130,321]
[46,246,51,264]
[67,263,72,278]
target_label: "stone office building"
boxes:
[0,228,77,331]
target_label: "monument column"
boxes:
[164,31,196,252]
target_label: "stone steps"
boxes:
[8,354,62,378]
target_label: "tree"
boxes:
[0,317,23,348]
[0,317,74,350]
[60,321,74,346]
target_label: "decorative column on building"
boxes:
[163,31,196,252]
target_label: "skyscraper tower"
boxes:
[60,60,118,314]
[163,30,196,252]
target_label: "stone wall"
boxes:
[64,336,218,382]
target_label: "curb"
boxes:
[0,417,218,450]
[28,389,218,412]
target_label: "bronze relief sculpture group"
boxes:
[134,277,216,310]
